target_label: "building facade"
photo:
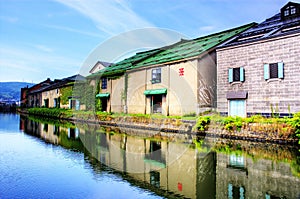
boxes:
[21,75,85,110]
[217,2,300,117]
[21,78,52,108]
[91,23,254,115]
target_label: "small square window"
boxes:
[269,63,278,78]
[264,62,284,80]
[101,78,107,89]
[152,68,161,84]
[228,67,244,83]
[291,7,296,14]
[233,68,240,82]
[284,9,289,16]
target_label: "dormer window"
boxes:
[284,6,296,16]
[281,2,300,20]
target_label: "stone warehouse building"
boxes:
[21,75,85,109]
[217,2,300,117]
[89,23,255,116]
[21,78,52,108]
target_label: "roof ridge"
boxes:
[191,22,257,41]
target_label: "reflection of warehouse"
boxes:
[20,116,83,150]
[20,116,300,198]
[216,153,300,199]
[79,127,216,199]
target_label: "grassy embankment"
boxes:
[193,112,300,142]
[24,107,300,141]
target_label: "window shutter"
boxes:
[264,64,269,80]
[240,67,244,82]
[278,62,284,78]
[228,68,233,83]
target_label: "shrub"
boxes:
[28,107,72,119]
[193,116,211,132]
[287,112,300,143]
[221,116,243,131]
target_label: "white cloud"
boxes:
[0,46,81,82]
[198,26,216,33]
[54,0,153,36]
[0,16,19,23]
[33,44,53,53]
[44,24,103,38]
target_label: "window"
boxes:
[229,155,245,168]
[101,78,107,89]
[291,7,296,14]
[150,171,160,188]
[54,98,58,108]
[151,68,161,84]
[228,184,245,199]
[284,9,290,16]
[264,62,284,80]
[282,5,299,19]
[44,99,49,108]
[228,67,244,83]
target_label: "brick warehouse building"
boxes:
[217,2,300,117]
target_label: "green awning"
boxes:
[144,158,166,168]
[96,93,110,98]
[144,88,167,95]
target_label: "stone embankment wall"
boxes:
[205,122,298,145]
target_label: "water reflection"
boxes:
[20,115,300,199]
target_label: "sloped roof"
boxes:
[220,2,300,47]
[89,23,255,78]
[88,48,162,78]
[133,23,255,68]
[89,61,113,73]
[29,74,85,94]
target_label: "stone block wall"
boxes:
[217,33,300,116]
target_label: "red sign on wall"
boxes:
[178,182,182,191]
[179,68,184,76]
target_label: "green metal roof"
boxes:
[144,88,167,95]
[88,23,255,79]
[144,158,166,168]
[134,23,255,68]
[96,93,110,98]
[88,48,162,79]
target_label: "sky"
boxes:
[0,0,293,83]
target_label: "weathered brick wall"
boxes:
[217,33,300,115]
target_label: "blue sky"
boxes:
[0,0,291,83]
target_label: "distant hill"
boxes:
[0,82,35,102]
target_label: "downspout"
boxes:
[151,95,154,114]
[124,73,128,114]
[110,78,112,112]
[144,70,147,114]
[167,65,170,116]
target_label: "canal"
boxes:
[0,113,299,199]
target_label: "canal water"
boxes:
[0,113,299,199]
